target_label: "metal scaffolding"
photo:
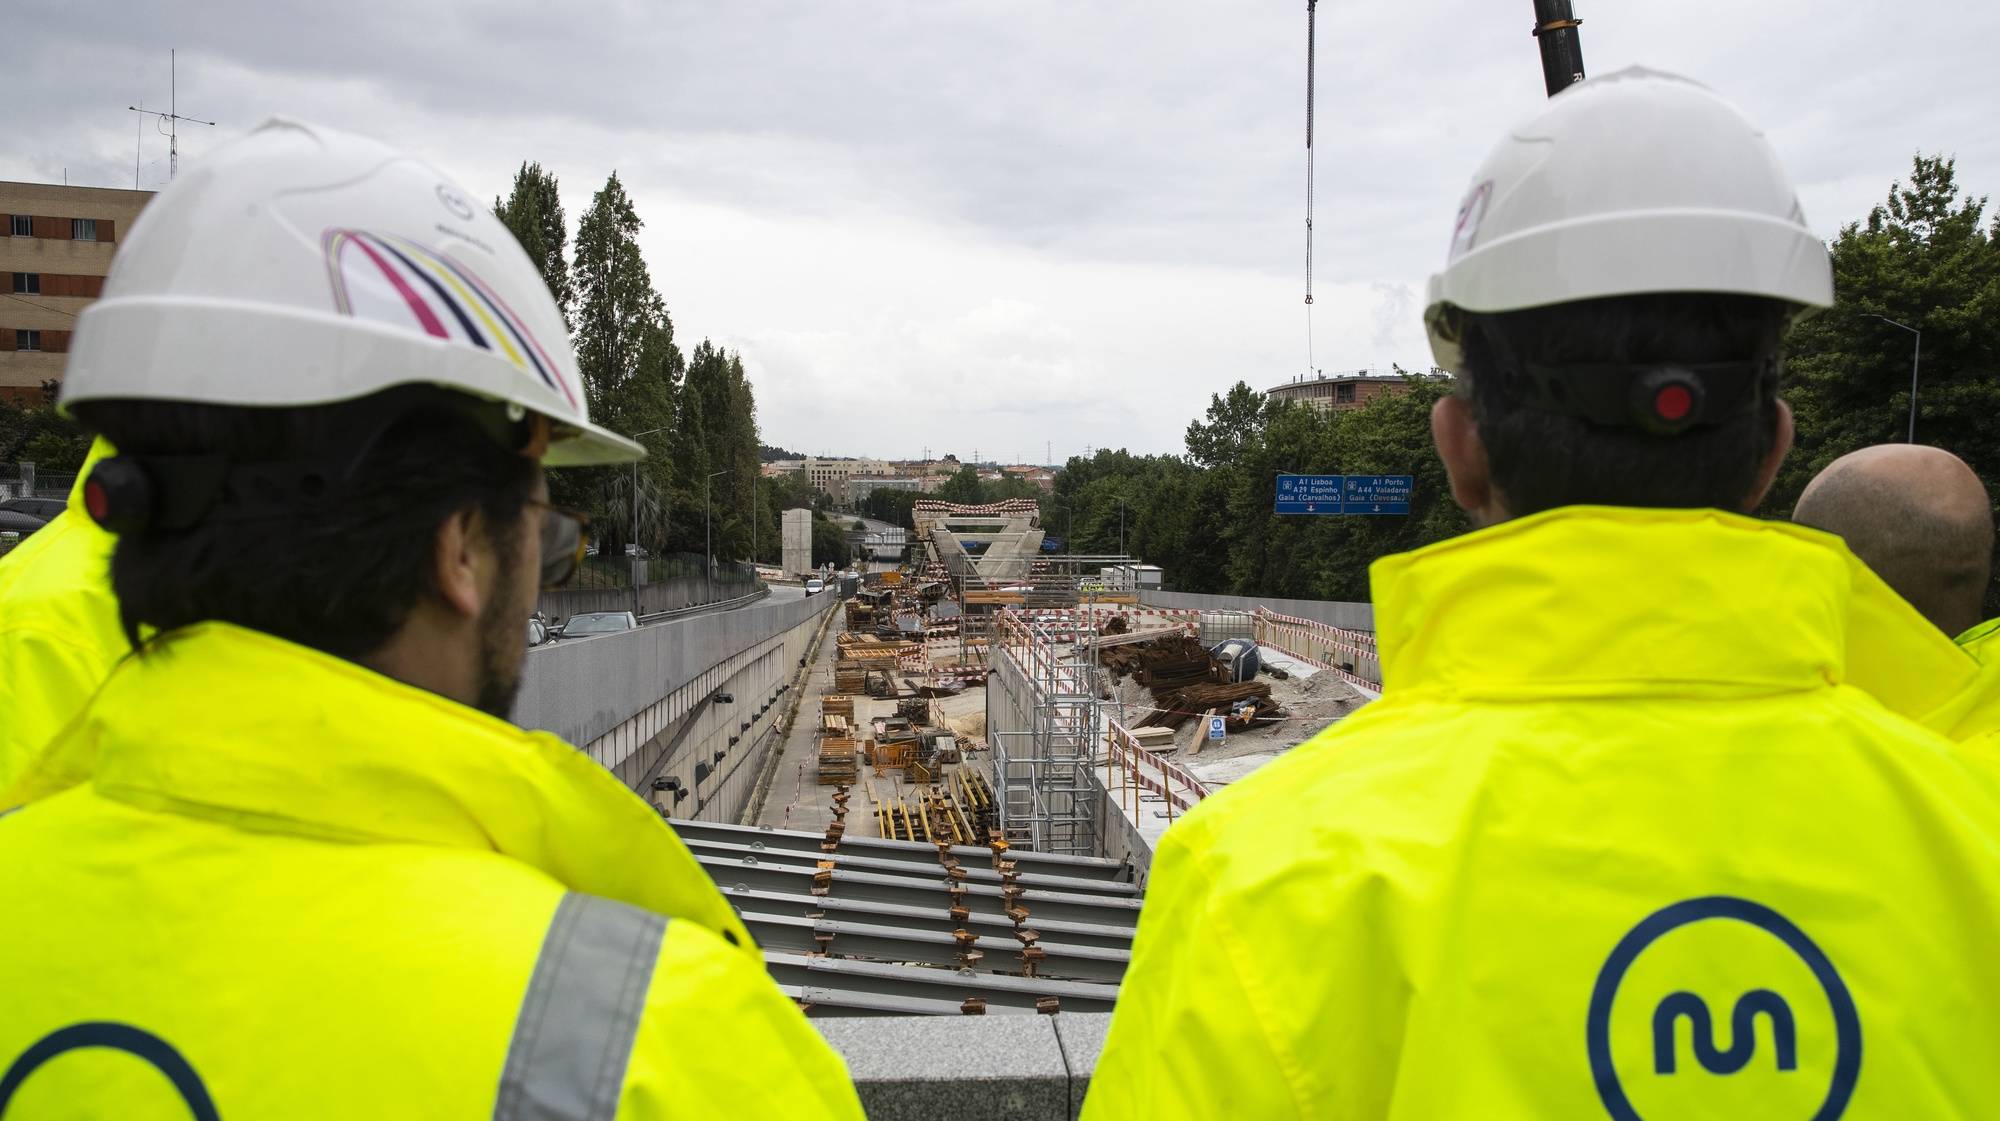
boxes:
[989,611,1104,857]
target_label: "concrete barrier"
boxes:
[516,592,833,748]
[537,574,758,619]
[817,1013,1110,1120]
[1139,588,1373,632]
[513,593,836,821]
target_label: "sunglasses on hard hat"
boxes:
[527,501,591,589]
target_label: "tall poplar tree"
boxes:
[492,162,573,329]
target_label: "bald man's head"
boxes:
[1794,445,1996,637]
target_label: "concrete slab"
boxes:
[754,618,848,834]
[817,1012,1071,1120]
[1051,1013,1114,1120]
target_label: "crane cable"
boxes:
[1304,0,1319,378]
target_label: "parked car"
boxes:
[551,610,638,639]
[0,497,64,538]
[1,497,65,521]
[804,578,826,596]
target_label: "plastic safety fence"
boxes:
[1250,608,1381,691]
[990,604,1385,818]
[1103,720,1211,822]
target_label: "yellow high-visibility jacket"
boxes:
[1084,507,2000,1121]
[0,438,123,796]
[1959,618,2000,658]
[0,622,863,1120]
[1942,617,2000,752]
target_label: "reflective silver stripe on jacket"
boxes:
[495,892,667,1121]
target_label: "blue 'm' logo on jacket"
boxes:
[1652,989,1797,1075]
[1586,896,1861,1121]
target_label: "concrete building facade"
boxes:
[1263,369,1448,415]
[1,182,155,403]
[802,456,897,500]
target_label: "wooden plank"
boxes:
[1187,709,1218,758]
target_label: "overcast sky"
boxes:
[6,1,1996,460]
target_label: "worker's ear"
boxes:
[1741,398,1795,512]
[1432,395,1502,524]
[431,506,485,621]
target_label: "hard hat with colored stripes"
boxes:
[60,118,642,467]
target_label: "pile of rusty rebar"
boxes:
[1139,681,1279,730]
[1099,634,1215,689]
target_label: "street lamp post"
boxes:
[626,425,672,615]
[1864,313,1923,443]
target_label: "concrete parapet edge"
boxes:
[514,592,836,748]
[816,1012,1112,1120]
[1138,588,1373,632]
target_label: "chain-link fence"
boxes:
[0,463,75,557]
[0,463,77,501]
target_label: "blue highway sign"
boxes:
[1275,474,1345,515]
[1275,473,1413,515]
[1342,474,1413,515]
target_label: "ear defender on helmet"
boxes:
[1630,368,1710,436]
[78,455,245,534]
[83,457,157,535]
[1488,342,1777,438]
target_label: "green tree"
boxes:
[492,162,574,329]
[1185,382,1279,468]
[937,465,987,505]
[678,341,762,562]
[564,171,683,559]
[1049,371,1461,599]
[1766,153,2000,612]
[810,513,854,568]
[859,487,920,530]
[0,382,90,476]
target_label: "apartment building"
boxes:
[1,181,155,403]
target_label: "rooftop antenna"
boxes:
[129,49,214,182]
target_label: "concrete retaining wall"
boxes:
[600,619,823,825]
[537,574,760,620]
[515,595,836,819]
[983,647,1037,839]
[1140,588,1374,632]
[1096,783,1156,884]
[516,592,834,749]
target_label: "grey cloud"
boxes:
[4,0,1996,457]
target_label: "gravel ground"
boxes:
[1105,658,1369,786]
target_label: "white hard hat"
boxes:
[1425,67,1833,372]
[61,118,643,466]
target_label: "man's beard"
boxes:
[473,541,529,720]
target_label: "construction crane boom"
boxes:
[1530,0,1587,97]
[1302,0,1319,378]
